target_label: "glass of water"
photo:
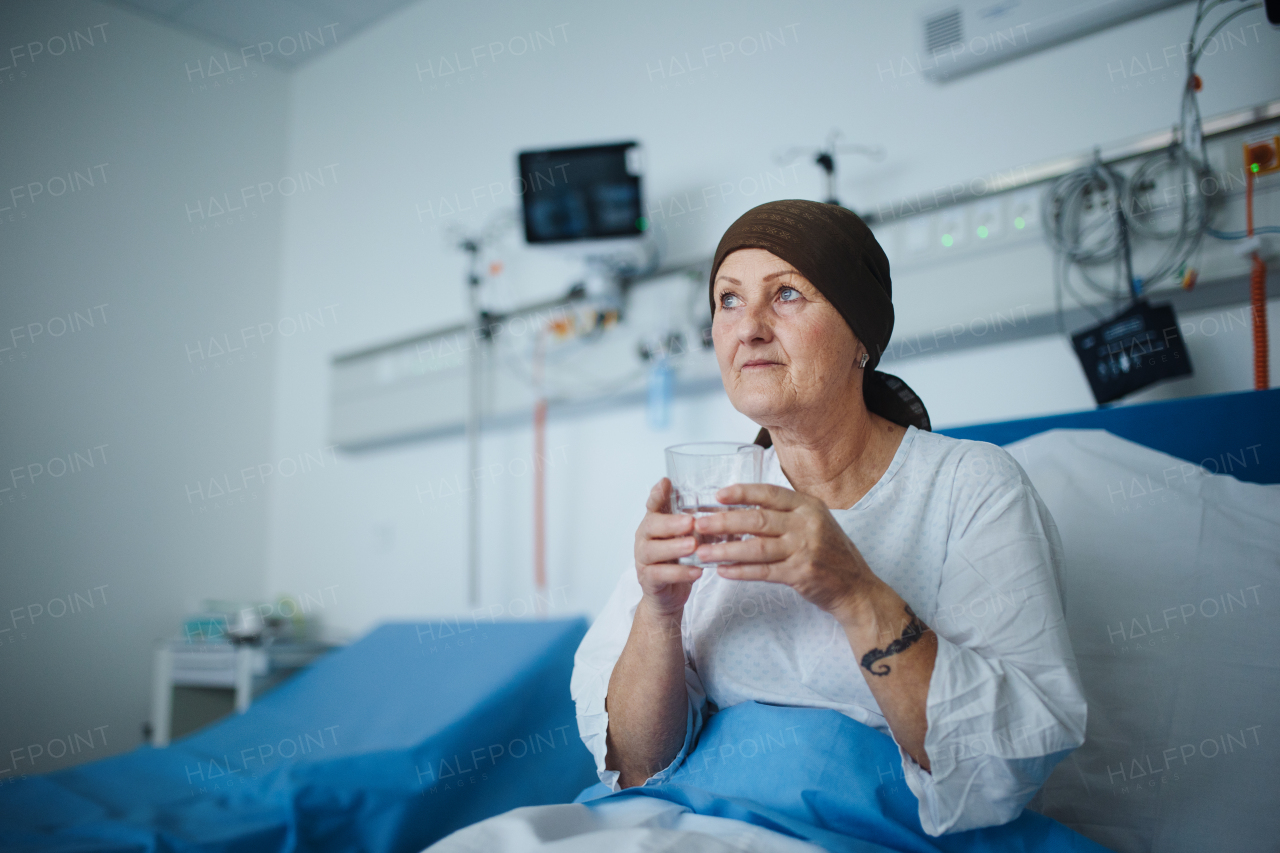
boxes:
[665,442,764,568]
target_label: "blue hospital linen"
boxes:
[577,701,1107,853]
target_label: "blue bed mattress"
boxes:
[0,619,599,852]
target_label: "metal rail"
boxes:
[331,99,1280,369]
[861,98,1280,225]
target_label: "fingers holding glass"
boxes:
[696,534,788,569]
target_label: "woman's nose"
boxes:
[738,300,774,343]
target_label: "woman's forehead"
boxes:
[716,248,805,282]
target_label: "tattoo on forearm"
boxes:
[860,606,930,677]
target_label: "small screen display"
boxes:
[1071,301,1192,404]
[518,142,642,243]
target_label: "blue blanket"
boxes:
[577,702,1108,853]
[0,620,599,853]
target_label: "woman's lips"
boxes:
[741,360,780,369]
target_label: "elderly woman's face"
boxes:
[711,248,862,425]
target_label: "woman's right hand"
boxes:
[634,478,702,616]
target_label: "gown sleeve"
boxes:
[569,566,708,792]
[898,444,1088,836]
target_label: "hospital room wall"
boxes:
[0,3,290,767]
[265,0,1280,635]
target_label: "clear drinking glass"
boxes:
[664,442,764,567]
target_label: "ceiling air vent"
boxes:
[920,0,1190,83]
[924,8,964,54]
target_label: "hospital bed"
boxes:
[1,388,1276,852]
[0,619,600,852]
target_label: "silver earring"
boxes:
[858,353,869,369]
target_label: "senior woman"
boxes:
[426,201,1089,850]
[571,200,1086,837]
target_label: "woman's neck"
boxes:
[768,409,907,510]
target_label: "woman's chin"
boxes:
[725,385,787,424]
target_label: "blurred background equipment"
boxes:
[149,597,332,746]
[519,142,644,243]
[333,95,1279,447]
[773,129,885,208]
[451,141,651,605]
[1069,302,1193,403]
[1043,0,1274,402]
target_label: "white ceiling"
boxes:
[103,0,420,68]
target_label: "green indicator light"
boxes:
[1014,216,1026,230]
[1251,163,1260,173]
[976,225,989,239]
[636,216,648,231]
[941,234,954,247]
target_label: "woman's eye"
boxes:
[778,287,800,302]
[721,293,742,308]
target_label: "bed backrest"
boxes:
[939,388,1279,485]
[1004,429,1278,853]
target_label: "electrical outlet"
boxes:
[937,210,965,249]
[972,199,1002,241]
[1008,187,1040,234]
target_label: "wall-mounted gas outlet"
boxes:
[1243,135,1280,177]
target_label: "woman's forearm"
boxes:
[836,580,937,770]
[604,598,691,788]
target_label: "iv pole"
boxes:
[775,129,885,209]
[461,237,484,608]
[450,211,517,609]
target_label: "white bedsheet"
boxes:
[1006,429,1280,853]
[425,796,826,852]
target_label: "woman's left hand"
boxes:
[701,483,936,771]
[694,483,879,621]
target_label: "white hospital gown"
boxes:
[570,426,1088,836]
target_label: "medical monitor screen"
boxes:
[518,142,642,243]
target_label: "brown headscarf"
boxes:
[709,199,930,446]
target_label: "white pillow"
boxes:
[1005,429,1279,853]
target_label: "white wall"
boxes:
[0,1,289,769]
[266,0,1280,639]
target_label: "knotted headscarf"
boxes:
[709,199,930,446]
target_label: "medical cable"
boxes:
[1044,0,1264,332]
